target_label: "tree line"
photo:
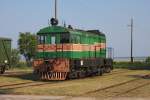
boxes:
[12,32,37,67]
[11,32,150,68]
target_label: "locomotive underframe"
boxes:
[33,58,113,80]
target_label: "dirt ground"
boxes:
[1,95,150,100]
[0,69,150,100]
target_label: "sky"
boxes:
[0,0,150,57]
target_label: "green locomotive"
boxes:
[33,18,113,80]
[0,37,11,74]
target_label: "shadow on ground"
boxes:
[2,72,41,81]
[127,74,150,80]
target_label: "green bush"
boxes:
[12,61,32,70]
[11,49,20,67]
[145,57,150,63]
[113,61,150,69]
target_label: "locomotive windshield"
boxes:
[38,35,46,44]
[37,32,70,44]
[60,33,69,43]
[51,36,56,44]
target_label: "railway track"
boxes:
[115,81,150,97]
[0,69,150,97]
[85,78,140,94]
[0,70,124,90]
[103,69,135,76]
[0,69,145,92]
[0,82,35,88]
[0,71,60,90]
[1,71,32,76]
[0,81,59,90]
[84,73,150,97]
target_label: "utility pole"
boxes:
[128,18,134,63]
[55,0,57,19]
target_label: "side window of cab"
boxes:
[70,34,80,44]
[38,35,46,44]
[60,33,69,43]
[51,36,56,44]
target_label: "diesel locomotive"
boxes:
[33,18,113,80]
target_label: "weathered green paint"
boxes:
[37,26,69,34]
[36,26,106,59]
[0,38,11,65]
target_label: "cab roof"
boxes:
[37,26,69,34]
[37,26,105,37]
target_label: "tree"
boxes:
[11,49,20,67]
[18,32,37,66]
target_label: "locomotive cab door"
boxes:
[50,34,62,58]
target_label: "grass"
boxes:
[113,61,150,70]
[0,61,150,96]
[9,67,32,71]
[9,62,32,71]
[0,68,150,96]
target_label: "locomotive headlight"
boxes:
[4,60,8,64]
[80,60,83,66]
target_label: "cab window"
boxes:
[51,36,56,44]
[38,35,46,44]
[60,33,69,43]
[70,34,80,43]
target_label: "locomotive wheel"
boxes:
[77,71,86,78]
[2,66,6,74]
[105,66,111,73]
[67,72,78,79]
[98,68,104,76]
[100,68,103,76]
[0,66,5,74]
[0,67,2,74]
[33,69,40,74]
